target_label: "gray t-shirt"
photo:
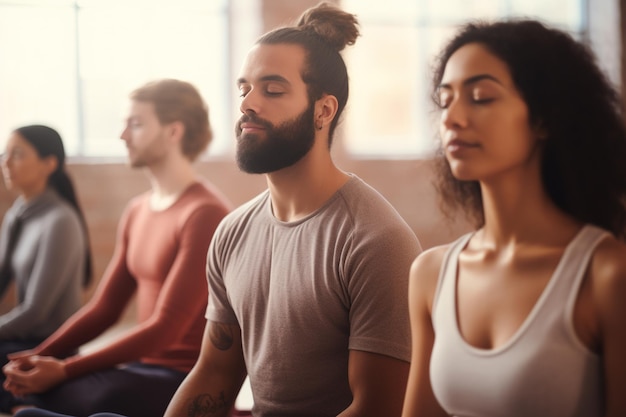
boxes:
[0,188,85,340]
[206,175,421,416]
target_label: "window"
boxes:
[0,0,231,157]
[341,0,589,158]
[2,1,615,160]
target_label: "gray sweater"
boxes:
[0,188,85,340]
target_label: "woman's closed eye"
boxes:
[471,88,496,105]
[437,90,453,109]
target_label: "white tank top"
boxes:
[430,225,607,417]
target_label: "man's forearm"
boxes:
[166,320,247,417]
[167,389,234,417]
[165,373,237,417]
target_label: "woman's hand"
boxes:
[3,355,68,396]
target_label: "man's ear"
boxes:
[167,121,186,144]
[314,94,339,131]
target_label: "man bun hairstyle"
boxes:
[296,2,360,52]
[257,2,360,146]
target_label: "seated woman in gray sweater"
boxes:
[0,125,91,409]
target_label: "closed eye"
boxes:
[237,83,251,98]
[265,84,286,96]
[472,97,495,105]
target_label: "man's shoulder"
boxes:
[339,175,396,209]
[339,177,412,227]
[119,183,232,226]
[122,191,150,215]
[181,181,233,211]
[333,176,420,251]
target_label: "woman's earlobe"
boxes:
[44,156,59,175]
[534,122,548,140]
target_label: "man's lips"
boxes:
[240,122,265,130]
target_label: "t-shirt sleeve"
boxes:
[205,219,239,325]
[346,221,421,363]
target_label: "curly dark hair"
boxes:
[257,2,360,146]
[432,19,626,238]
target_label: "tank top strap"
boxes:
[432,232,473,331]
[541,225,609,310]
[558,225,611,321]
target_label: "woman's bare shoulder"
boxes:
[411,244,453,277]
[589,235,626,286]
[409,243,457,309]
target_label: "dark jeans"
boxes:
[15,408,252,417]
[15,413,124,417]
[15,410,252,417]
[15,362,187,417]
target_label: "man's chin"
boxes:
[235,157,265,174]
[236,153,304,175]
[127,158,145,169]
[237,132,264,143]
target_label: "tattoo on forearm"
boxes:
[209,322,234,350]
[186,392,229,417]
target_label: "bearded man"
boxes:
[166,3,422,417]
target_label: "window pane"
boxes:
[348,0,419,22]
[0,4,78,153]
[508,0,583,29]
[77,1,229,157]
[341,0,587,158]
[425,0,502,21]
[344,25,427,156]
[0,0,229,157]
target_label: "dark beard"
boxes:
[235,102,315,174]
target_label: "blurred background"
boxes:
[0,0,622,309]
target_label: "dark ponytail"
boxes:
[14,125,93,287]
